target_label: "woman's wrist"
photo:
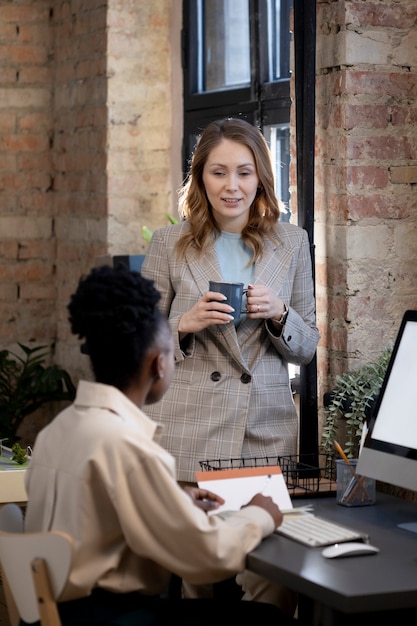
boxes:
[271,303,288,326]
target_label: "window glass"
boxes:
[263,123,291,222]
[198,0,250,92]
[267,0,291,81]
[184,0,293,213]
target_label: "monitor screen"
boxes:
[357,310,417,531]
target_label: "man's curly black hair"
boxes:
[68,264,165,390]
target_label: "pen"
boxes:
[340,475,357,503]
[261,474,272,494]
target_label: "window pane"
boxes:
[198,0,250,92]
[267,0,292,81]
[263,123,291,222]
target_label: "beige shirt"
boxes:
[24,380,275,601]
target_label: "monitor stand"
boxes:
[398,522,417,534]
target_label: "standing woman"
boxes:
[141,117,320,485]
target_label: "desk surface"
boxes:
[247,492,417,617]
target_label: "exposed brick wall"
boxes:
[0,1,181,441]
[314,0,417,411]
[53,0,182,381]
[0,1,416,448]
[0,3,56,355]
[52,0,111,380]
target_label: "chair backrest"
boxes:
[0,503,74,626]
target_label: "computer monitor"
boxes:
[357,309,417,533]
[113,255,145,273]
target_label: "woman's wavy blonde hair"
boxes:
[176,117,283,263]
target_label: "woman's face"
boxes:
[202,138,259,233]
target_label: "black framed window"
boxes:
[182,0,319,458]
[182,0,293,219]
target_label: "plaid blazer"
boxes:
[141,220,320,482]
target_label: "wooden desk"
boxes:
[247,492,417,625]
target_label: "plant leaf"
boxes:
[0,344,75,444]
[141,226,154,243]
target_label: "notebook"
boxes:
[195,465,293,515]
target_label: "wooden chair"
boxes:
[0,503,74,626]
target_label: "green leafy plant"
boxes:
[321,346,392,460]
[0,343,76,445]
[141,213,178,243]
[11,442,28,465]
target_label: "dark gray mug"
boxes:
[209,281,248,322]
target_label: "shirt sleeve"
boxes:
[114,445,275,585]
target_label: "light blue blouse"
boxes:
[214,232,255,324]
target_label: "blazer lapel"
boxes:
[253,231,294,289]
[185,245,222,297]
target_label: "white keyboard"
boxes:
[275,513,368,547]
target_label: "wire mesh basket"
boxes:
[199,453,337,498]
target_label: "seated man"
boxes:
[23,264,301,626]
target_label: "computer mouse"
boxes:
[322,542,379,559]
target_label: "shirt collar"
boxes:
[75,379,164,441]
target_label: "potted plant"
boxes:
[321,346,392,460]
[0,343,76,447]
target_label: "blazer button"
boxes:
[240,373,252,384]
[210,371,221,382]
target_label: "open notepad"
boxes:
[195,465,294,515]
